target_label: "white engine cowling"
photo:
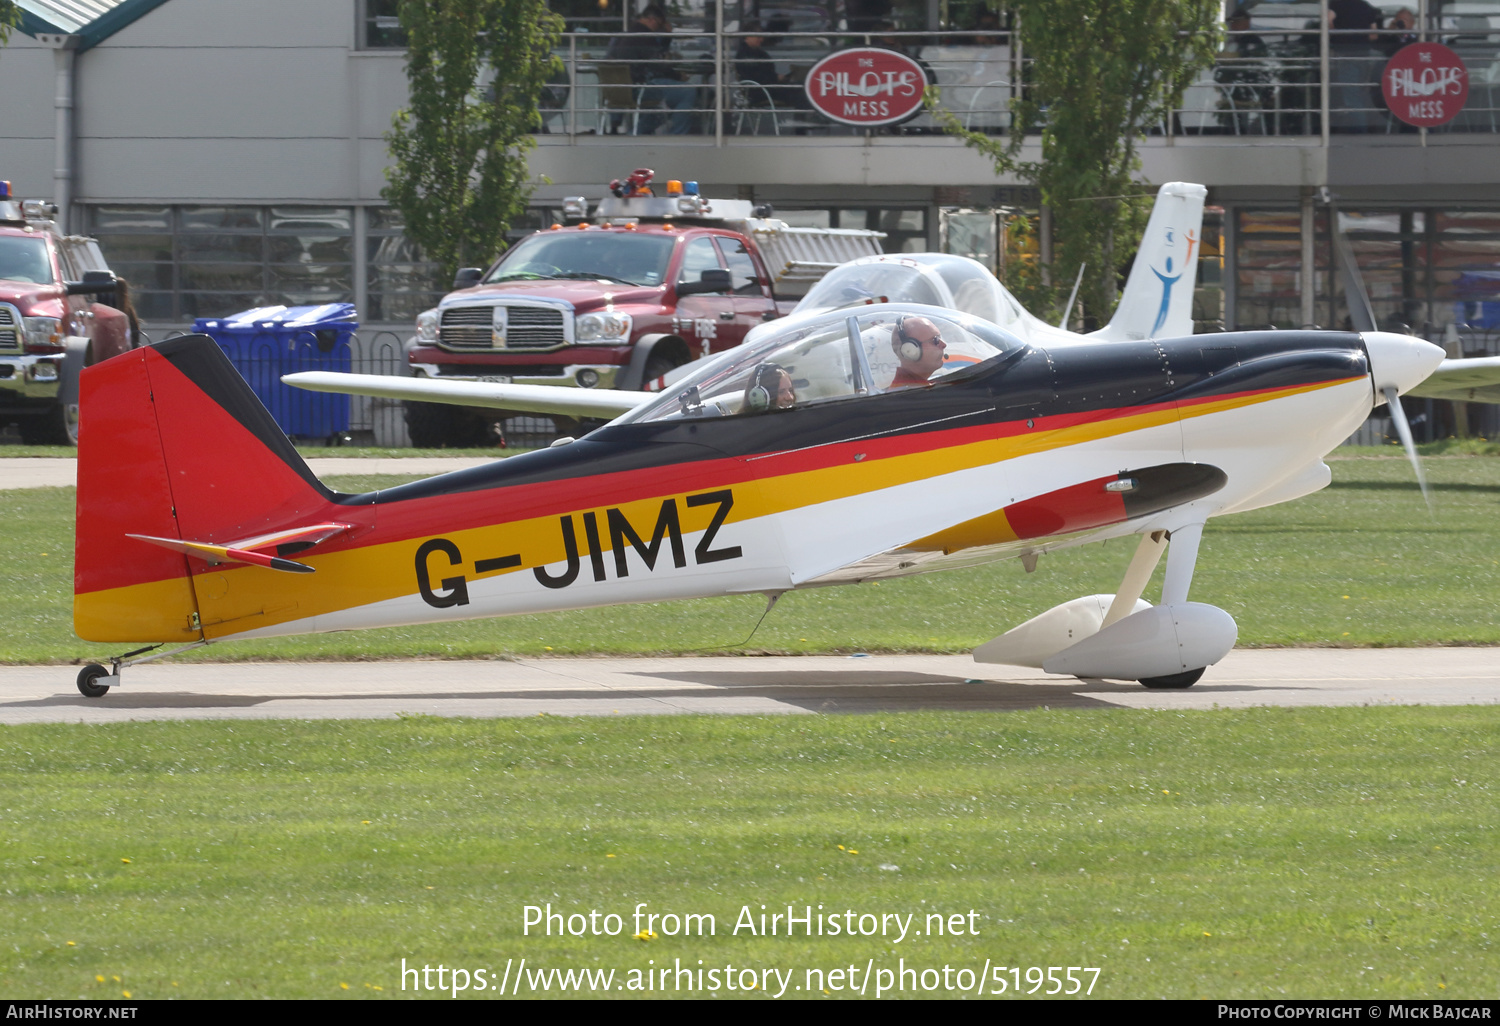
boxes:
[1041,603,1237,681]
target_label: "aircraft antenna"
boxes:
[1057,262,1087,330]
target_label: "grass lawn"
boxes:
[2,455,1498,664]
[1,708,1494,1000]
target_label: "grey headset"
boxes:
[895,317,923,362]
[745,363,786,412]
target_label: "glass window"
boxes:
[486,230,677,287]
[798,256,948,312]
[0,237,53,284]
[360,0,408,48]
[716,236,762,295]
[365,213,445,324]
[180,206,262,231]
[88,204,356,323]
[676,236,722,285]
[620,305,1017,424]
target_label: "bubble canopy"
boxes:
[615,304,1026,425]
[795,253,1031,330]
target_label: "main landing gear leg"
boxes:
[75,640,209,698]
[1102,530,1167,630]
[1138,521,1208,690]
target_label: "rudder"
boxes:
[74,335,335,643]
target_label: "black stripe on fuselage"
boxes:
[337,330,1368,506]
[154,335,333,499]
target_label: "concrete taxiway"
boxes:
[2,648,1497,724]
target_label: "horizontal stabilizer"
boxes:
[127,533,316,574]
[283,371,652,420]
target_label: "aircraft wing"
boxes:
[282,372,653,420]
[1405,355,1500,403]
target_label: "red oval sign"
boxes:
[1383,42,1468,127]
[804,47,929,126]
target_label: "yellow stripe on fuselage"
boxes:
[83,377,1356,642]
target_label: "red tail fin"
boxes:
[74,336,333,643]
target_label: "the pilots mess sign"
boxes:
[804,47,930,126]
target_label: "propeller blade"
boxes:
[1382,386,1432,512]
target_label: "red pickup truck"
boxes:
[0,184,136,445]
[403,179,883,446]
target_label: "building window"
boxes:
[367,208,446,323]
[88,205,355,323]
[359,0,407,49]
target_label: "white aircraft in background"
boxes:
[284,182,1211,424]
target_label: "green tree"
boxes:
[1,1,19,47]
[928,0,1221,326]
[383,0,564,280]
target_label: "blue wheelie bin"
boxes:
[193,303,357,441]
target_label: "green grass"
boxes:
[0,709,1494,999]
[5,456,1499,664]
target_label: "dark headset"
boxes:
[745,363,788,412]
[895,316,923,362]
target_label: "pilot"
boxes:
[889,315,947,387]
[744,362,796,412]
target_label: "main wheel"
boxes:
[404,401,491,448]
[77,663,111,698]
[1139,667,1206,689]
[641,350,687,391]
[18,401,80,446]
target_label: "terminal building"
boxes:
[3,0,1498,440]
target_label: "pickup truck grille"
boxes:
[439,303,570,351]
[0,306,19,352]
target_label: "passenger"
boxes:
[889,315,946,387]
[744,362,796,411]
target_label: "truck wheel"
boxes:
[642,351,685,391]
[405,401,490,448]
[18,402,80,446]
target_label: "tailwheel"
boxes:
[77,663,111,698]
[1138,667,1205,689]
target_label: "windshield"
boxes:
[0,236,53,284]
[486,231,675,287]
[616,304,1023,425]
[796,253,1028,329]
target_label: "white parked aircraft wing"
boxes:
[282,371,652,420]
[1405,355,1500,404]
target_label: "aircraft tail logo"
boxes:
[1092,183,1207,342]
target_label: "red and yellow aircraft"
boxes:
[71,282,1442,697]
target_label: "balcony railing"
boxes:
[533,28,1500,140]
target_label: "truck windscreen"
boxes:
[486,232,676,287]
[0,237,53,285]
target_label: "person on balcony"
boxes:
[605,4,697,134]
[1328,0,1384,133]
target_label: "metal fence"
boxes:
[537,27,1500,140]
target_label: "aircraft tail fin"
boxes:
[1090,182,1208,342]
[74,335,336,643]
